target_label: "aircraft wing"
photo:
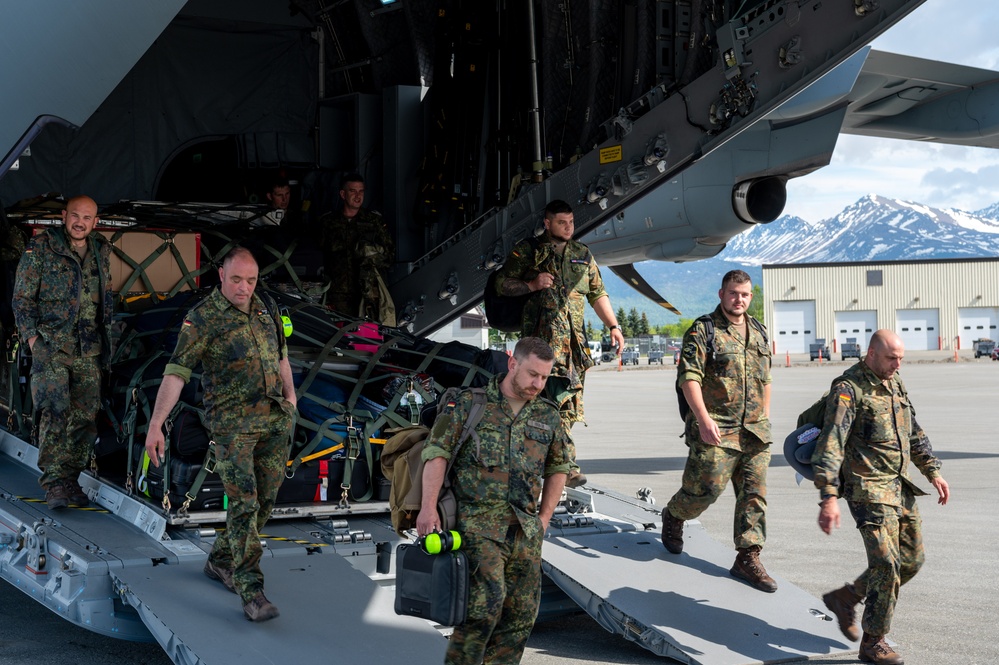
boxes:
[607,265,682,316]
[841,49,999,148]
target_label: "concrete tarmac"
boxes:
[3,355,996,664]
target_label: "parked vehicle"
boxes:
[809,338,830,361]
[648,346,665,364]
[841,337,862,361]
[973,338,996,358]
[588,340,603,365]
[621,347,640,365]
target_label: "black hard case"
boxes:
[394,543,469,626]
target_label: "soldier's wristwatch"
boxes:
[609,325,619,331]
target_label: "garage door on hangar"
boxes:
[834,310,876,353]
[957,307,998,349]
[896,309,939,351]
[773,301,816,354]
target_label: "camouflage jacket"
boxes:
[164,289,292,436]
[319,208,393,277]
[677,306,772,449]
[811,360,941,505]
[422,375,571,541]
[12,226,113,365]
[495,236,607,385]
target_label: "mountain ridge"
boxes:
[588,195,999,328]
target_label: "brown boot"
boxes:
[859,632,903,664]
[65,478,90,507]
[660,508,684,554]
[243,592,280,622]
[204,560,237,594]
[45,482,71,510]
[566,469,587,488]
[730,546,778,592]
[823,583,862,641]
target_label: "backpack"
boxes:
[676,314,768,421]
[784,375,863,480]
[380,386,488,536]
[483,235,543,333]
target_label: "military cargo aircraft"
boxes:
[2,1,998,663]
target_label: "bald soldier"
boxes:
[13,196,113,509]
[812,330,950,665]
[145,247,297,623]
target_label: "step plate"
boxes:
[111,552,447,665]
[543,518,854,665]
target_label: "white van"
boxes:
[588,340,602,365]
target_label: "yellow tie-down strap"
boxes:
[287,438,386,466]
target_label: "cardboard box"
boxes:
[99,230,201,294]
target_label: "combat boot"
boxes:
[859,632,903,664]
[243,592,280,622]
[204,560,237,594]
[66,478,90,507]
[823,583,862,641]
[566,469,587,488]
[730,545,778,592]
[45,482,71,510]
[660,508,684,554]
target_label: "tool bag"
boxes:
[394,543,469,626]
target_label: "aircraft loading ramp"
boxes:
[544,489,854,665]
[3,429,854,665]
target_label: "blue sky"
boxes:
[782,1,999,222]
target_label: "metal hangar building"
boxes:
[762,257,999,354]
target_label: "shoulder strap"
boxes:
[748,315,768,346]
[445,387,488,477]
[695,314,716,358]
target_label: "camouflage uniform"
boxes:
[422,375,571,665]
[811,361,942,637]
[495,236,606,458]
[666,306,772,549]
[318,208,393,320]
[164,288,295,603]
[12,226,113,490]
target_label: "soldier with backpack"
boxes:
[493,199,624,488]
[661,270,778,592]
[812,330,950,664]
[416,337,570,665]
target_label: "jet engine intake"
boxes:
[732,177,787,224]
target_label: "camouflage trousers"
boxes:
[446,526,543,665]
[544,372,586,472]
[666,435,770,549]
[208,410,293,603]
[847,491,925,637]
[30,351,101,489]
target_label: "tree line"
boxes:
[489,284,763,345]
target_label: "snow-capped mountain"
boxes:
[720,194,999,265]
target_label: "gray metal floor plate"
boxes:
[111,553,447,664]
[542,520,854,665]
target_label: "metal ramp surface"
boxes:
[543,506,853,665]
[112,553,446,665]
[0,430,446,664]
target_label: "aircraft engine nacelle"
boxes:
[732,176,787,224]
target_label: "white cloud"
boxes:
[782,0,999,222]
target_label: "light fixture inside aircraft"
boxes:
[854,0,879,17]
[397,297,424,333]
[626,160,649,185]
[643,133,669,166]
[438,271,459,305]
[778,36,801,69]
[586,173,611,204]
